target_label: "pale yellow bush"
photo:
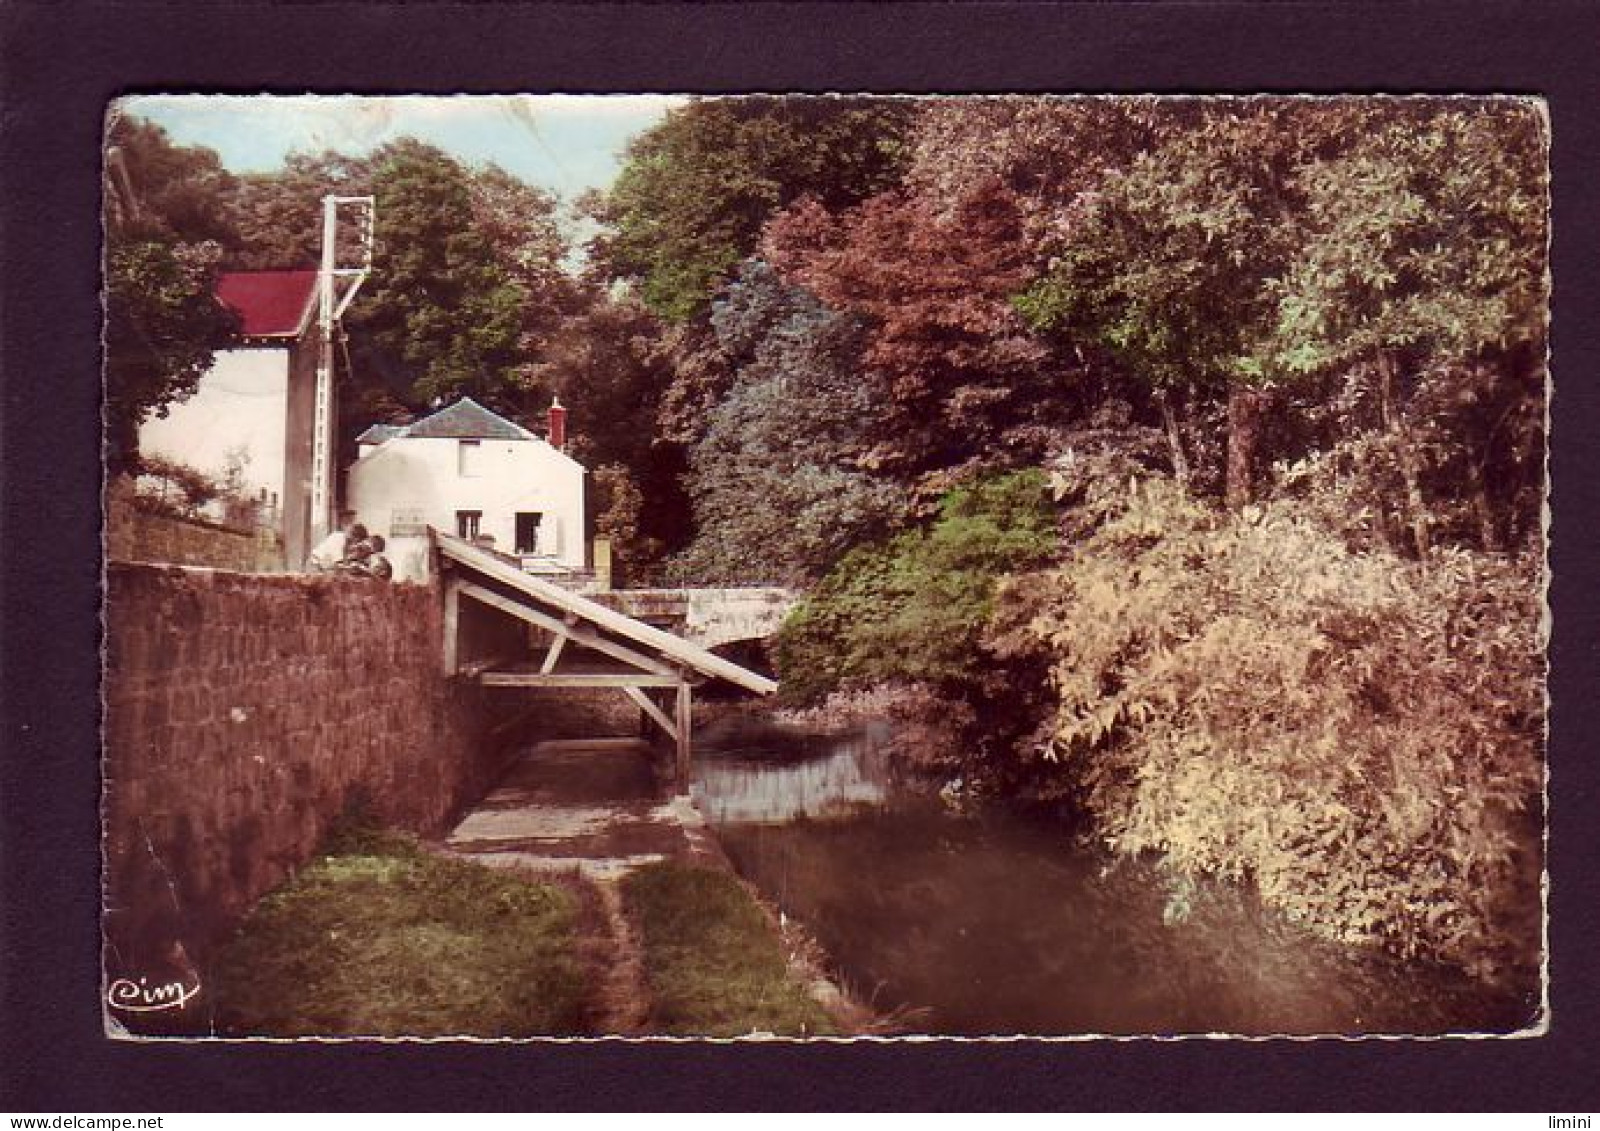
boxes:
[995,478,1544,985]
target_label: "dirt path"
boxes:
[583,879,651,1034]
[441,737,874,1036]
[442,738,726,1034]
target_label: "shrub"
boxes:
[993,477,1544,986]
[775,469,1059,705]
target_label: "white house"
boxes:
[345,397,586,584]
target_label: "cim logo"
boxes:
[106,974,202,1014]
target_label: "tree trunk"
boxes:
[1377,350,1431,561]
[1225,384,1274,510]
[1156,387,1191,488]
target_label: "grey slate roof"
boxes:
[361,398,535,445]
[356,423,404,445]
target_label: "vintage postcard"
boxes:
[99,93,1549,1042]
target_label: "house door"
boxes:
[515,512,543,555]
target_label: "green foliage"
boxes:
[1276,354,1545,556]
[992,478,1544,985]
[103,114,244,474]
[590,462,666,586]
[776,470,1058,705]
[103,239,238,476]
[212,831,586,1037]
[105,113,241,247]
[348,140,529,409]
[223,151,375,270]
[1011,101,1356,393]
[622,863,835,1037]
[1263,103,1547,376]
[591,97,914,321]
[1013,98,1547,523]
[130,454,220,519]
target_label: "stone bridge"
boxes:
[591,587,800,650]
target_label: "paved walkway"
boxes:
[445,737,725,881]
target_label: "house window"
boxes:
[455,510,482,540]
[458,440,482,477]
[515,512,543,555]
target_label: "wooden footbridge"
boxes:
[433,531,778,790]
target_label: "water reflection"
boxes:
[693,717,1537,1037]
[691,721,895,823]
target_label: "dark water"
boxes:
[691,717,1538,1037]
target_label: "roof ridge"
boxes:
[385,396,536,441]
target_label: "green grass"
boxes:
[212,829,587,1038]
[622,862,835,1037]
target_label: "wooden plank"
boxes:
[623,685,677,738]
[442,578,461,676]
[455,580,677,677]
[540,631,567,674]
[479,672,682,689]
[435,531,778,695]
[675,681,692,790]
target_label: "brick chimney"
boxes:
[547,395,567,451]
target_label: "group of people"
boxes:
[306,518,393,581]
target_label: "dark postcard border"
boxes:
[3,0,1598,1113]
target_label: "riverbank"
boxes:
[208,829,861,1038]
[205,739,871,1038]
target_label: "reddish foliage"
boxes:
[763,181,1060,481]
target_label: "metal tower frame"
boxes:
[310,193,375,545]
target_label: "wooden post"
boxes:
[540,631,567,674]
[675,680,692,793]
[623,686,676,737]
[442,578,460,676]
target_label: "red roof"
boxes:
[216,270,319,338]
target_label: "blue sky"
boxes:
[119,94,683,203]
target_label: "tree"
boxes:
[765,179,1065,491]
[522,290,691,571]
[105,113,241,247]
[224,151,373,270]
[904,96,1172,241]
[1014,102,1367,506]
[103,114,241,475]
[129,454,220,519]
[344,140,529,413]
[466,165,589,389]
[589,97,916,321]
[1262,101,1548,554]
[775,469,1059,704]
[589,463,663,587]
[671,261,903,585]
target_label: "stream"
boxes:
[690,716,1538,1037]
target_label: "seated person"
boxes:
[334,535,374,574]
[307,522,366,572]
[362,535,394,582]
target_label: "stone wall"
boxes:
[107,495,285,573]
[102,563,525,997]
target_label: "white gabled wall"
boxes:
[138,348,291,506]
[345,435,586,583]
